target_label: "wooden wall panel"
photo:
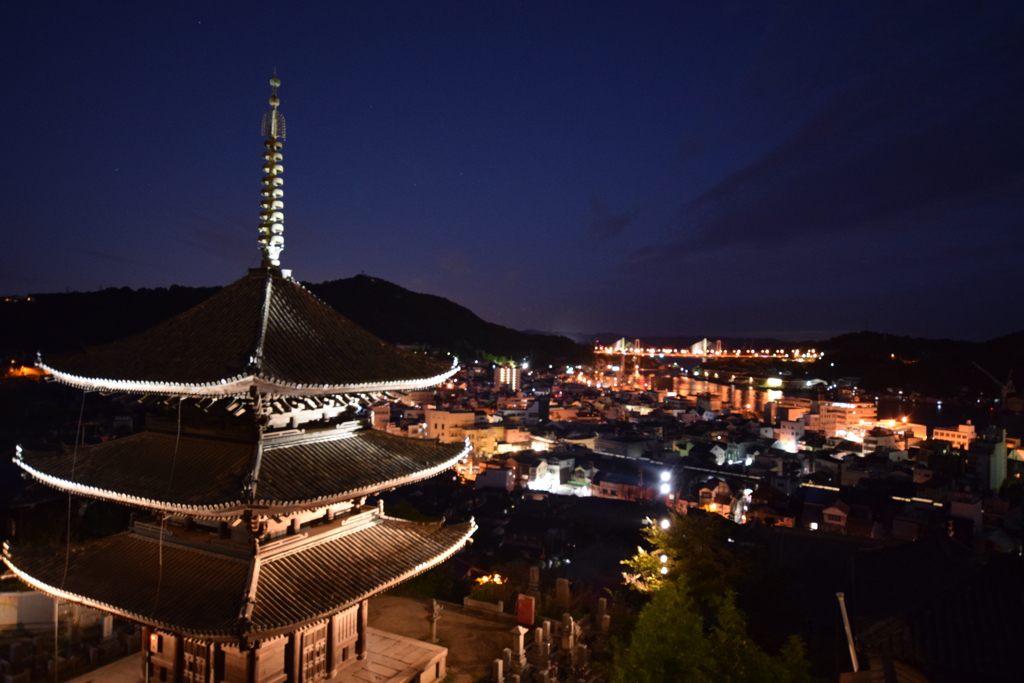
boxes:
[255,637,288,683]
[219,644,249,683]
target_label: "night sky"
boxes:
[6,1,1024,342]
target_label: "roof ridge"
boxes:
[251,271,274,375]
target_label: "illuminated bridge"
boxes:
[594,337,820,361]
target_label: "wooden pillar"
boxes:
[174,634,184,683]
[248,645,258,683]
[209,643,219,683]
[356,600,369,660]
[326,615,337,678]
[288,631,301,683]
[141,626,151,682]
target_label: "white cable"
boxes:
[152,397,182,615]
[60,389,87,591]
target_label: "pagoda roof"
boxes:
[3,512,475,643]
[39,269,457,397]
[16,427,468,517]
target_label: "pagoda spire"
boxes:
[258,74,286,268]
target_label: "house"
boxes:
[590,457,660,501]
[474,467,515,492]
[822,500,850,532]
[697,478,737,519]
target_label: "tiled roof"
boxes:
[3,515,475,641]
[252,517,474,633]
[257,429,467,506]
[18,433,251,511]
[16,428,467,515]
[4,533,249,636]
[39,269,456,396]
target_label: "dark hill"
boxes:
[694,329,1024,399]
[305,275,590,365]
[0,275,590,367]
[811,330,1024,397]
[0,286,221,361]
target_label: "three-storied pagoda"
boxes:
[2,76,475,683]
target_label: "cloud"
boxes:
[629,3,1024,269]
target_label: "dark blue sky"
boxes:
[6,1,1023,341]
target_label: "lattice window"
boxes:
[302,624,328,681]
[183,639,208,683]
[334,605,358,647]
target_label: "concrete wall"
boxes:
[0,591,55,632]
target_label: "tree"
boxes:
[622,512,742,597]
[621,547,669,593]
[611,578,811,683]
[622,513,805,657]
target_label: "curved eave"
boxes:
[245,518,477,643]
[14,439,471,519]
[251,439,471,513]
[13,456,246,518]
[1,551,241,642]
[38,358,459,398]
[2,518,478,644]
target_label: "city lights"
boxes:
[475,573,505,585]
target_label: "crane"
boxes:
[972,362,1014,403]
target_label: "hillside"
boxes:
[810,330,1024,398]
[306,275,589,365]
[696,329,1024,399]
[0,275,590,367]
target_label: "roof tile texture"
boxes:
[6,517,474,638]
[46,270,449,389]
[20,429,465,510]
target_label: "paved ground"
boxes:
[63,595,514,683]
[368,595,516,683]
[331,627,445,683]
[65,653,140,683]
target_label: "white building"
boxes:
[424,408,477,443]
[816,401,877,437]
[933,421,976,450]
[494,365,521,391]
